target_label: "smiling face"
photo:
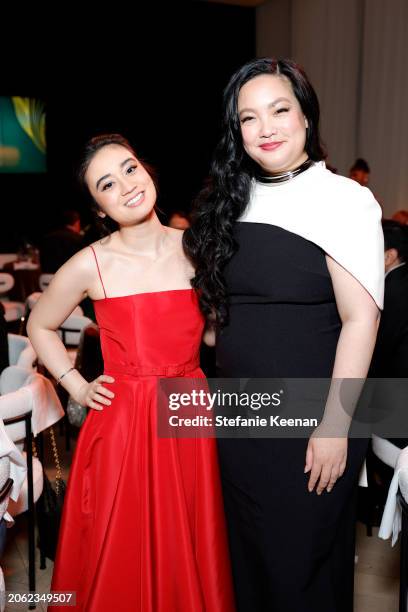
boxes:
[238,74,309,174]
[85,144,156,226]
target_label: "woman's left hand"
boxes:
[304,432,348,494]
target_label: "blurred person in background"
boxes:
[392,209,408,225]
[349,158,370,187]
[40,210,83,273]
[168,209,191,229]
[370,220,408,380]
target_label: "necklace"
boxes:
[256,158,314,184]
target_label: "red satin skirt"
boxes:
[49,372,235,611]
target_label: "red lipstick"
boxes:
[259,142,284,151]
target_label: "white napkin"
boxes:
[378,446,408,545]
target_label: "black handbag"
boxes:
[36,427,66,561]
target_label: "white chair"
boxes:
[0,374,64,603]
[7,450,43,516]
[38,274,54,292]
[0,254,18,270]
[0,274,25,324]
[7,333,36,370]
[0,335,36,397]
[0,373,64,439]
[1,392,46,601]
[3,409,43,602]
[0,406,37,604]
[0,366,33,396]
[0,415,26,612]
[58,314,93,356]
[0,457,12,612]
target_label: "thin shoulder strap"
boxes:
[89,245,107,298]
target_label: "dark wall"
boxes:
[0,2,255,251]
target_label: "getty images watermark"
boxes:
[157,377,408,439]
[166,388,317,429]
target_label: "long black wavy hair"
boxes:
[183,58,326,328]
[77,133,157,237]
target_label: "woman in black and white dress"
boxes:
[184,58,384,612]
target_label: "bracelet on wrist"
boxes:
[56,367,76,385]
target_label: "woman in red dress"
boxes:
[27,134,235,611]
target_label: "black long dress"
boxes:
[217,222,368,612]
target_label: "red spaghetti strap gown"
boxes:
[49,252,235,611]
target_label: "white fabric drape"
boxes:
[256,0,408,216]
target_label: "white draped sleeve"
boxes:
[241,162,384,309]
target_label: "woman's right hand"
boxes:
[76,375,115,410]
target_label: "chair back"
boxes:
[0,274,14,296]
[0,391,32,445]
[0,254,17,270]
[7,334,36,370]
[59,314,93,347]
[0,366,33,396]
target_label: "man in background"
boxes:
[370,220,408,378]
[370,219,408,449]
[40,210,83,273]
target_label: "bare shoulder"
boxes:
[58,245,96,276]
[43,246,96,295]
[35,245,100,306]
